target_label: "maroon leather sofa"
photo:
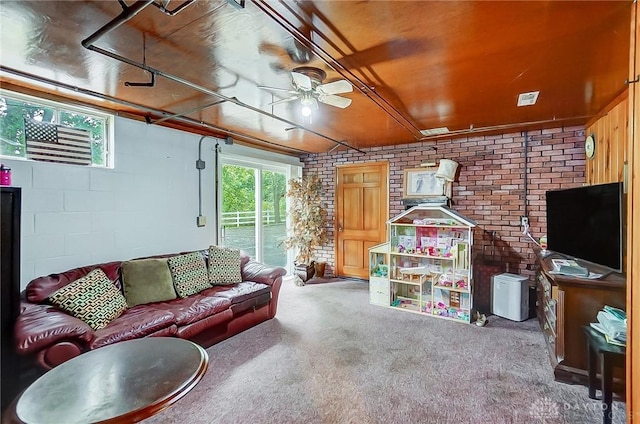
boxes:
[13,250,286,370]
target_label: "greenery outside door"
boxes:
[220,162,288,267]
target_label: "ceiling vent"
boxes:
[420,127,449,136]
[517,91,540,106]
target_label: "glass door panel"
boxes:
[261,170,287,267]
[221,164,256,257]
[221,164,287,267]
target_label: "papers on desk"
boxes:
[590,306,627,347]
[549,259,602,279]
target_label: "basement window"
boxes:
[0,90,114,168]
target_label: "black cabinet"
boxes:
[1,187,21,411]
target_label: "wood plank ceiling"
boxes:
[0,0,632,156]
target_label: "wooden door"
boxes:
[335,162,389,278]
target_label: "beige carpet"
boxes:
[143,278,626,423]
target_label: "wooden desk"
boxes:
[3,337,208,424]
[583,326,626,424]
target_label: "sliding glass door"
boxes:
[220,161,288,267]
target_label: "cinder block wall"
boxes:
[302,126,586,279]
[6,117,218,289]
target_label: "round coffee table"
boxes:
[6,337,208,424]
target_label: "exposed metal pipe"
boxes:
[523,131,529,219]
[151,0,195,16]
[214,141,221,243]
[0,66,310,155]
[79,2,363,154]
[81,0,154,49]
[197,135,207,218]
[252,0,425,140]
[151,99,227,125]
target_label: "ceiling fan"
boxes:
[258,67,353,116]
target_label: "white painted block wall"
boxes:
[4,117,218,290]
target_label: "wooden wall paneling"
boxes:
[627,1,638,420]
[586,92,629,185]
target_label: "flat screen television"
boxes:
[545,182,623,272]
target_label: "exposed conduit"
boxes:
[253,1,596,144]
[523,131,529,219]
[253,0,424,141]
[0,66,311,155]
[197,135,222,234]
[197,135,209,220]
[80,0,364,154]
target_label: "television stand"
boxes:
[534,248,626,388]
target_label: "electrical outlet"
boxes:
[197,216,206,227]
[521,216,529,227]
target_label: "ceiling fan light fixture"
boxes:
[259,66,352,114]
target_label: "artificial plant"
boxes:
[282,174,328,265]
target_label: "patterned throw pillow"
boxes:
[208,246,242,285]
[167,252,211,297]
[48,268,128,330]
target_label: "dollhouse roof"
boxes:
[387,206,477,228]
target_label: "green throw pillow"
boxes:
[208,246,242,285]
[121,258,177,307]
[48,268,128,330]
[167,252,211,297]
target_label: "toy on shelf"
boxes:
[373,264,388,277]
[370,205,476,324]
[399,266,429,284]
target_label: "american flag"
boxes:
[24,119,92,165]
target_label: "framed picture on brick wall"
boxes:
[403,167,451,198]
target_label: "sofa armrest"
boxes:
[14,303,94,356]
[241,260,286,286]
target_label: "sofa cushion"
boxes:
[121,258,177,307]
[230,292,272,315]
[47,269,128,330]
[167,252,211,297]
[150,295,231,326]
[27,261,123,303]
[89,306,176,350]
[208,246,242,285]
[202,281,271,305]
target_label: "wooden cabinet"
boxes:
[369,206,476,324]
[535,250,626,385]
[1,187,21,411]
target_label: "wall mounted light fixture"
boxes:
[436,159,459,182]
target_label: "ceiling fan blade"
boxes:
[291,72,313,91]
[318,94,352,109]
[269,95,301,106]
[317,79,353,95]
[258,85,299,95]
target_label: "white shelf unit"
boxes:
[369,242,390,306]
[370,205,476,324]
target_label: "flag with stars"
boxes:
[24,119,92,165]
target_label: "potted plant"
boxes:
[282,174,328,282]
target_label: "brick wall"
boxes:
[302,126,586,280]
